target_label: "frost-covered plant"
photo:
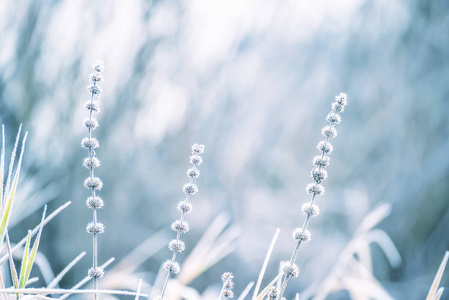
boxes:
[220,272,235,299]
[158,144,205,300]
[277,93,348,298]
[82,60,105,298]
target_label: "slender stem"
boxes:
[278,127,334,299]
[159,165,195,299]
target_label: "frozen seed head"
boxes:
[169,239,186,253]
[187,167,200,178]
[83,118,99,130]
[313,155,330,168]
[87,84,102,95]
[282,261,299,278]
[321,126,337,138]
[317,141,333,154]
[81,137,99,149]
[86,196,104,209]
[86,222,105,234]
[311,168,328,183]
[301,203,319,217]
[326,112,341,125]
[292,228,311,242]
[92,60,104,73]
[90,72,103,82]
[183,183,198,195]
[266,287,278,300]
[190,155,203,166]
[84,177,103,190]
[335,92,348,106]
[88,267,104,279]
[84,100,101,112]
[83,157,100,169]
[177,201,193,214]
[223,289,234,298]
[222,272,234,282]
[171,220,189,233]
[162,260,180,274]
[306,183,325,195]
[192,144,205,155]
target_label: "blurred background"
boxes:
[0,0,448,299]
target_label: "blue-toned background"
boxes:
[0,0,448,299]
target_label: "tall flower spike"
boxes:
[82,60,105,300]
[157,144,205,300]
[278,93,348,298]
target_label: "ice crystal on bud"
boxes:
[90,72,103,82]
[183,183,198,195]
[292,228,311,242]
[317,141,333,154]
[313,155,330,167]
[87,84,102,95]
[190,155,202,166]
[88,267,104,278]
[84,100,101,112]
[335,93,348,106]
[311,168,328,183]
[92,60,104,72]
[223,289,234,298]
[162,260,180,274]
[171,220,189,233]
[86,222,105,234]
[169,239,185,253]
[177,201,192,214]
[86,196,104,209]
[192,144,205,154]
[222,272,234,282]
[83,118,99,130]
[187,167,200,178]
[306,183,325,195]
[332,101,345,113]
[282,262,299,278]
[266,287,278,300]
[321,126,337,138]
[301,203,319,217]
[83,157,100,169]
[81,137,99,149]
[326,112,341,125]
[84,177,103,190]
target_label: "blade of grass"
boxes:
[426,251,449,300]
[5,231,20,289]
[0,271,7,300]
[134,279,143,300]
[0,201,71,265]
[434,287,444,300]
[0,131,27,252]
[18,231,32,288]
[256,274,283,300]
[238,281,254,300]
[3,124,22,204]
[0,288,148,297]
[22,206,47,286]
[0,125,5,207]
[253,229,280,300]
[46,251,87,290]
